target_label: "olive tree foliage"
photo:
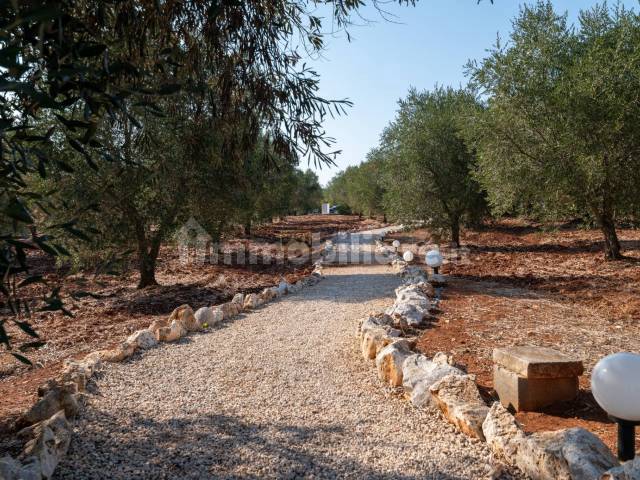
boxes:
[0,0,415,360]
[38,96,227,288]
[40,103,322,288]
[231,148,323,236]
[324,155,386,218]
[379,86,485,245]
[289,169,324,216]
[465,1,640,259]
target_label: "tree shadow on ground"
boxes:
[56,409,476,480]
[104,284,228,316]
[466,238,640,256]
[449,273,625,301]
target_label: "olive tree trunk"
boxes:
[598,212,622,260]
[450,215,461,248]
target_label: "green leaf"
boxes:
[33,237,59,257]
[4,197,34,224]
[55,160,75,173]
[62,225,91,242]
[11,352,32,366]
[38,158,47,178]
[17,275,44,287]
[14,321,39,338]
[55,114,92,131]
[52,244,71,256]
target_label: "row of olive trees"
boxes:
[325,86,485,246]
[328,1,640,258]
[466,1,640,259]
[31,96,324,288]
[0,0,410,362]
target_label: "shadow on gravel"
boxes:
[57,410,471,480]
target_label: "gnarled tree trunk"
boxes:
[450,215,461,248]
[592,190,622,260]
[598,212,622,260]
[138,250,158,288]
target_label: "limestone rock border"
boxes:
[1,264,325,480]
[357,261,628,480]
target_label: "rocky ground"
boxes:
[55,266,505,479]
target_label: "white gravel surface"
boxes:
[56,266,504,479]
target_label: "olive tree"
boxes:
[379,86,485,245]
[0,0,415,359]
[466,1,640,259]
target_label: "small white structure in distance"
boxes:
[321,203,331,215]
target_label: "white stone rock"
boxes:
[244,293,263,310]
[361,328,401,361]
[433,351,454,366]
[168,304,200,332]
[220,301,242,319]
[277,281,290,296]
[126,329,157,349]
[20,410,71,480]
[601,457,640,480]
[210,307,224,324]
[395,282,434,301]
[0,456,22,480]
[401,354,463,408]
[429,374,489,440]
[60,356,101,392]
[260,287,277,302]
[194,307,218,327]
[18,380,79,429]
[376,340,414,387]
[386,302,431,326]
[482,402,526,465]
[360,313,394,337]
[156,320,187,342]
[231,293,245,305]
[516,427,619,480]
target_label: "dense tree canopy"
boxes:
[465,1,640,258]
[380,86,485,245]
[0,0,414,361]
[328,86,485,244]
[324,157,386,219]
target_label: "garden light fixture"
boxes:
[425,249,443,274]
[403,251,414,262]
[392,239,400,254]
[592,352,640,461]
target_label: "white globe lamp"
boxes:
[403,251,414,262]
[592,352,640,460]
[392,239,400,254]
[425,249,443,274]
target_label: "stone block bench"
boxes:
[493,346,584,412]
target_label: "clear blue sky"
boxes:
[309,0,638,185]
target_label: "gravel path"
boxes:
[56,266,496,479]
